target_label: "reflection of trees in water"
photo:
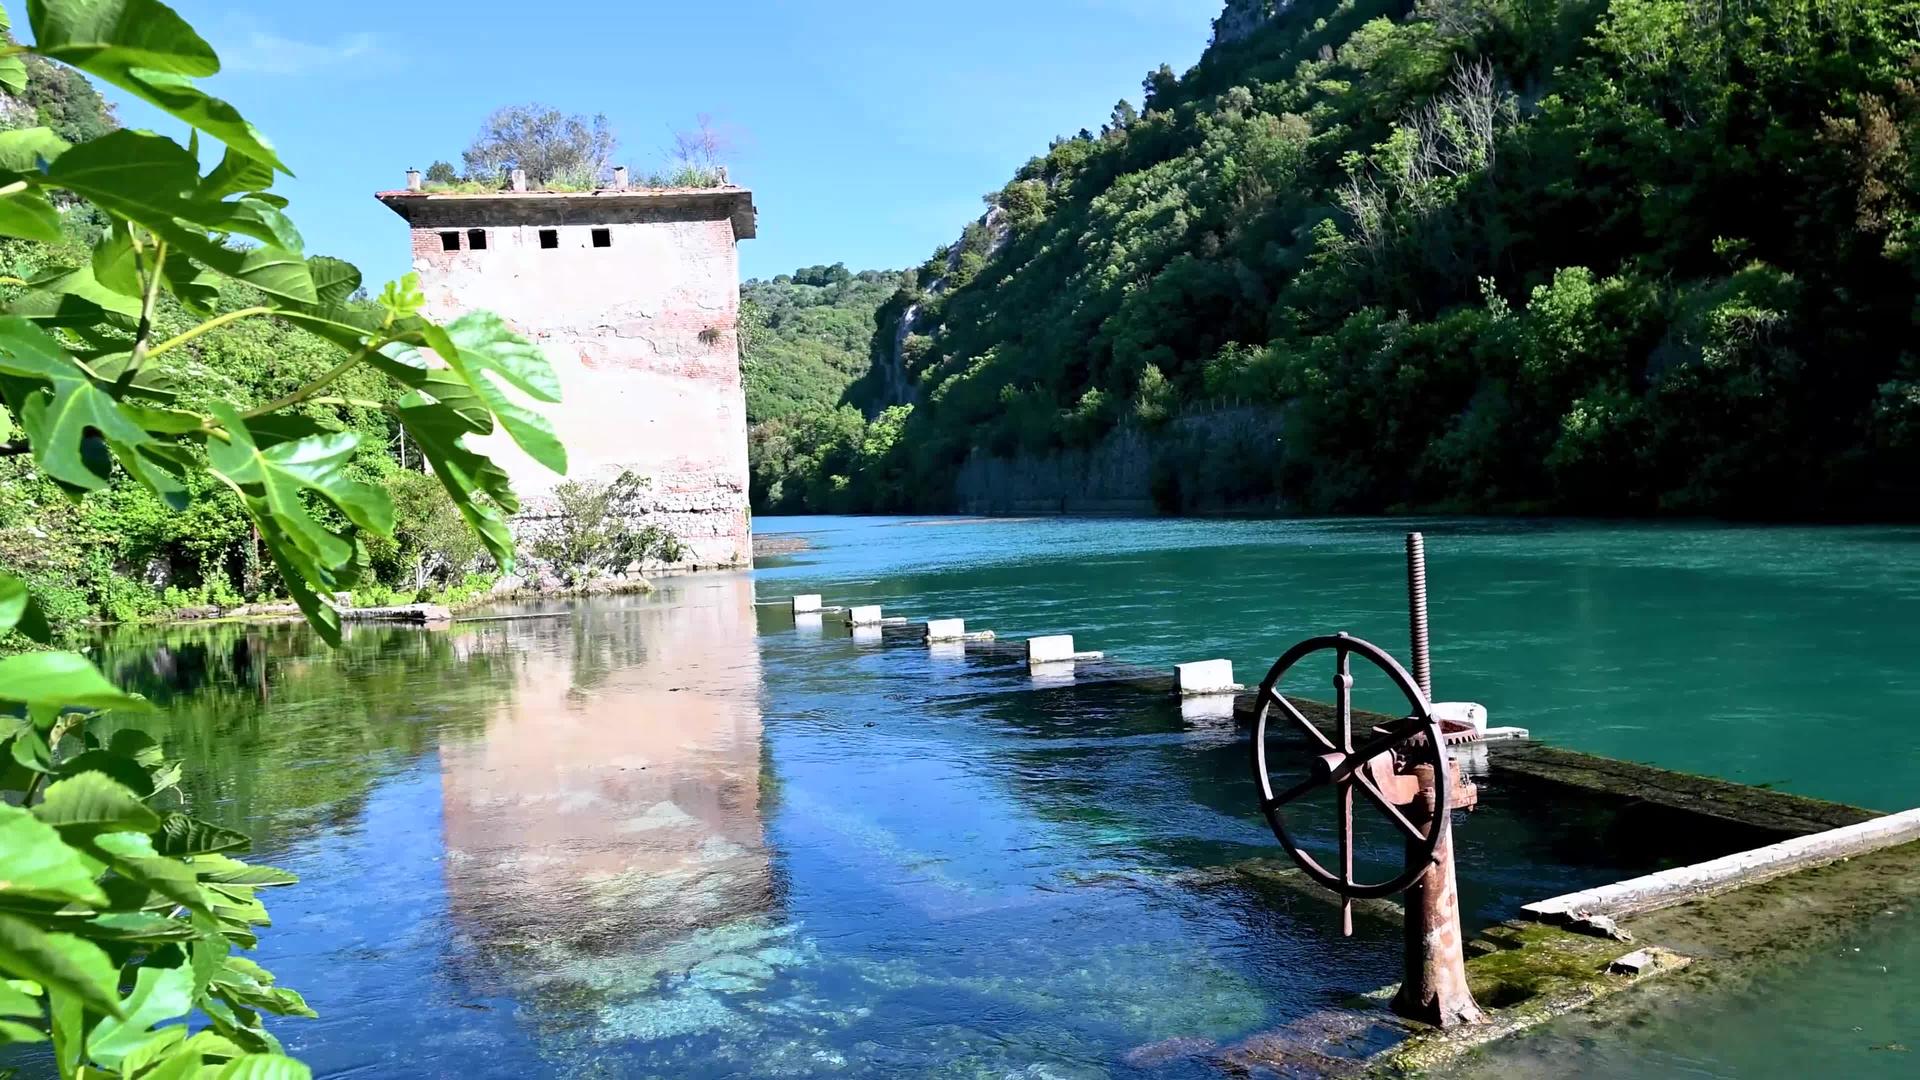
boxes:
[89,620,516,848]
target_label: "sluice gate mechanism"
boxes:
[1250,532,1488,1029]
[1250,631,1486,1029]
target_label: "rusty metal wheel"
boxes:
[1249,632,1447,902]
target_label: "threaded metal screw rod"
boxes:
[1406,532,1432,701]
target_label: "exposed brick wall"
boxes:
[395,195,753,571]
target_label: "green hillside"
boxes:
[765,0,1920,517]
[740,264,908,510]
[741,263,907,423]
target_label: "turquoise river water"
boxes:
[31,516,1920,1076]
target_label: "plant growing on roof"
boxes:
[0,1,567,1076]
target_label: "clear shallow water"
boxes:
[49,515,1920,1077]
[755,515,1920,1078]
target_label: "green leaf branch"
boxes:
[0,0,573,1075]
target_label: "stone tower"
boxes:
[376,170,757,570]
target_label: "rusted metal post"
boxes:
[1390,763,1483,1028]
[1406,532,1432,701]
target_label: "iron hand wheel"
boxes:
[1249,632,1447,905]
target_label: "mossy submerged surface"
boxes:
[64,515,1920,1077]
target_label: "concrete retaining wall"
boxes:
[953,407,1285,516]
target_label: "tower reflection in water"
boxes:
[437,576,782,1040]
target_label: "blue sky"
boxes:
[104,1,1219,287]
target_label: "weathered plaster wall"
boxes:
[403,199,751,570]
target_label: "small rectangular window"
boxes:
[538,228,559,249]
[591,227,612,248]
[438,231,460,251]
[467,229,488,250]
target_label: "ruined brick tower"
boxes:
[376,169,757,570]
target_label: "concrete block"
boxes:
[1570,914,1633,942]
[847,605,884,626]
[1180,694,1238,723]
[1607,949,1657,975]
[1175,659,1237,695]
[1432,701,1487,732]
[925,618,966,642]
[1525,805,1920,924]
[1028,635,1078,664]
[791,594,822,614]
[794,612,823,635]
[1029,661,1077,686]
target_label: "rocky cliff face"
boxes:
[954,407,1287,515]
[1212,0,1290,46]
[871,206,1009,412]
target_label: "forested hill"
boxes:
[739,264,911,510]
[760,0,1920,518]
[741,264,907,424]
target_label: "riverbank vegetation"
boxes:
[759,0,1920,518]
[0,3,571,1073]
[0,47,507,634]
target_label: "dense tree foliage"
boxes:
[765,0,1920,517]
[0,59,496,631]
[739,264,910,510]
[435,108,731,192]
[460,102,616,189]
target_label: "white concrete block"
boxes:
[794,612,823,635]
[848,605,884,626]
[1027,635,1078,664]
[1029,661,1077,686]
[1180,694,1237,723]
[1525,805,1920,924]
[1607,949,1657,975]
[791,594,822,614]
[925,618,966,642]
[1175,659,1237,695]
[1432,701,1488,732]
